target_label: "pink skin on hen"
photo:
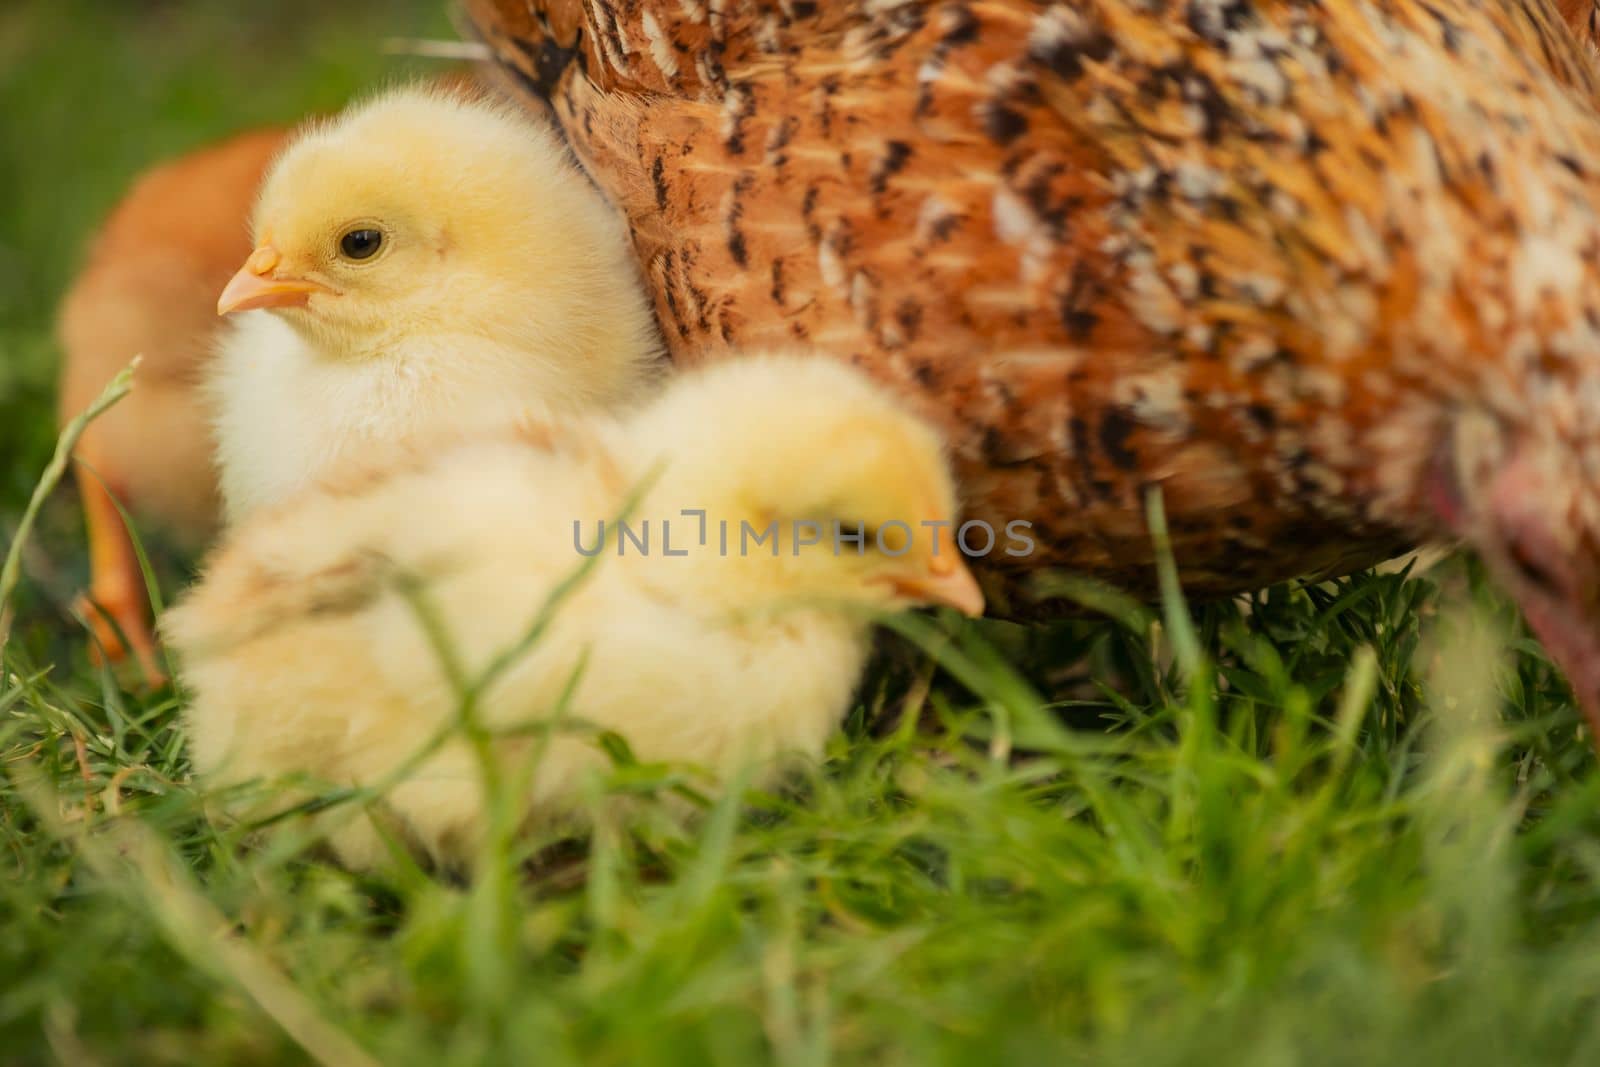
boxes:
[1428,441,1600,743]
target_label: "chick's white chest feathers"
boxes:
[210,314,545,521]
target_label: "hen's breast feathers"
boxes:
[468,0,1600,604]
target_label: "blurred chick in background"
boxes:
[57,127,290,682]
[165,355,982,871]
[211,84,663,522]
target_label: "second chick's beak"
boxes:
[885,523,985,617]
[890,552,986,617]
[217,246,333,315]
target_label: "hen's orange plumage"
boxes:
[1555,0,1600,48]
[466,0,1600,731]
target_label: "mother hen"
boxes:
[464,0,1600,732]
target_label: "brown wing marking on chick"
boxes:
[167,548,392,659]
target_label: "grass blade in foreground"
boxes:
[0,358,138,651]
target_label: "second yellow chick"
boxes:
[211,84,662,521]
[166,354,983,871]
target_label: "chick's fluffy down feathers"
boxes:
[168,355,962,870]
[210,85,662,522]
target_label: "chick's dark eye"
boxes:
[339,228,383,260]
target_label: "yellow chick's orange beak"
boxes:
[217,246,332,315]
[889,552,986,617]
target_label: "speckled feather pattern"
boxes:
[465,0,1600,609]
[1556,0,1600,52]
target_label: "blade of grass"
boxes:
[7,762,381,1067]
[1,358,139,652]
[1143,486,1201,682]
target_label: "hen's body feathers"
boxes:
[466,0,1599,599]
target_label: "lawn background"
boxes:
[5,3,1600,1065]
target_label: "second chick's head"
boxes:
[217,84,659,405]
[622,354,985,619]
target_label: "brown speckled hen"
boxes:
[1555,0,1600,51]
[466,0,1600,733]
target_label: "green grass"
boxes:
[5,3,1600,1064]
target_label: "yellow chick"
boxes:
[165,354,983,870]
[211,84,661,522]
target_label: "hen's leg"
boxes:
[75,463,166,686]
